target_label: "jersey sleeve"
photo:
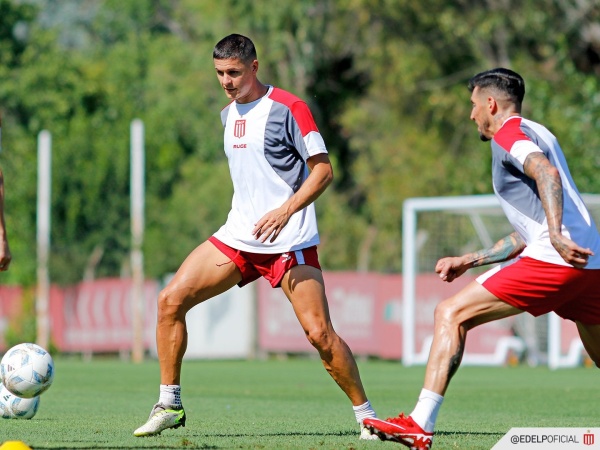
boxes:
[509,140,543,166]
[288,101,327,157]
[269,88,328,160]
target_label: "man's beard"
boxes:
[479,132,490,142]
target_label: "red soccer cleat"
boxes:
[363,413,434,449]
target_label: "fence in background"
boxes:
[0,274,590,367]
[0,286,26,351]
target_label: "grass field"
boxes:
[0,357,597,449]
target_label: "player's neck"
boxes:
[492,111,521,134]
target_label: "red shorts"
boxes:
[208,236,321,288]
[477,256,600,324]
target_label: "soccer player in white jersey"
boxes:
[364,68,600,449]
[134,34,378,439]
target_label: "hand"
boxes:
[550,234,593,268]
[253,207,291,243]
[435,256,469,283]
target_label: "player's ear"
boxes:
[488,96,498,114]
[251,60,259,74]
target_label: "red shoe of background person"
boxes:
[363,413,434,449]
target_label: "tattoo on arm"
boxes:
[523,152,563,237]
[467,232,525,267]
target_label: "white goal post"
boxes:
[402,194,600,369]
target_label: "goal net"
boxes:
[402,194,600,368]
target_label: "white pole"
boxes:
[402,199,417,366]
[547,312,561,370]
[131,119,145,363]
[36,130,51,350]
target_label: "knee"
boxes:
[157,288,187,322]
[305,325,335,354]
[434,300,460,328]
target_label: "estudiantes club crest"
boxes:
[234,119,246,138]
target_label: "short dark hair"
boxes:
[468,68,525,106]
[213,34,257,64]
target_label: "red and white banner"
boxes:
[0,286,25,351]
[258,272,519,361]
[257,272,402,357]
[49,278,159,352]
[0,273,588,366]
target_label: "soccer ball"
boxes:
[0,382,40,419]
[0,343,54,398]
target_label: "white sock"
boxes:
[410,388,443,433]
[353,400,377,424]
[159,384,182,409]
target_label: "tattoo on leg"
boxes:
[447,340,465,381]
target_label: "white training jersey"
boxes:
[213,86,327,253]
[491,116,600,268]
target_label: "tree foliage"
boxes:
[0,0,598,283]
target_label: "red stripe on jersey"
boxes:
[493,117,532,153]
[268,87,320,137]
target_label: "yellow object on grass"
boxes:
[0,442,32,450]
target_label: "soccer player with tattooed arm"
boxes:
[364,68,600,450]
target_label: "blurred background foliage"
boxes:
[0,0,598,285]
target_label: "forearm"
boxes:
[252,154,333,243]
[281,155,333,216]
[463,232,526,268]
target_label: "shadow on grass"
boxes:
[437,430,505,437]
[31,444,218,450]
[26,429,506,449]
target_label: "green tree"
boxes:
[333,0,600,271]
[1,0,599,283]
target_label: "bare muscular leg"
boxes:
[156,240,242,385]
[423,281,523,395]
[280,264,368,406]
[576,322,600,369]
